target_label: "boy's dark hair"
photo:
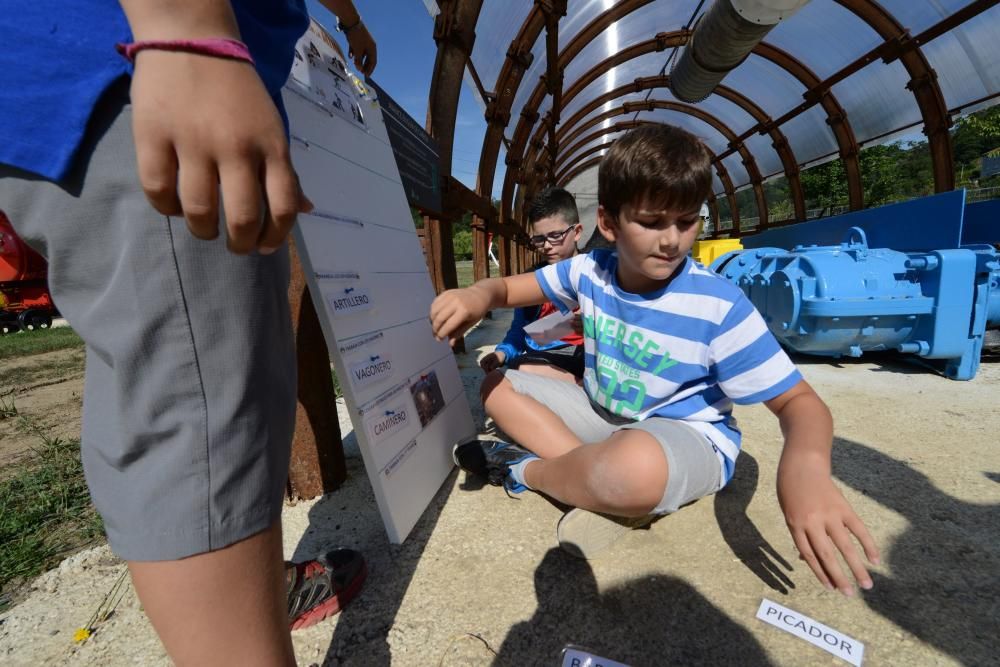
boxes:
[527,187,580,226]
[598,124,713,218]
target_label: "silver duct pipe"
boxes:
[670,0,810,103]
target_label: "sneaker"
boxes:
[556,508,654,559]
[452,438,536,492]
[287,548,367,630]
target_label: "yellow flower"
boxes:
[73,628,91,643]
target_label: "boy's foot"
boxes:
[287,548,367,630]
[453,438,536,492]
[556,508,655,559]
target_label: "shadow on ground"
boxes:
[290,428,458,666]
[714,452,796,595]
[833,437,1000,666]
[495,547,774,666]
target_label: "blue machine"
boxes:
[710,226,1000,380]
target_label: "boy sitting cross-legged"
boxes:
[430,124,880,596]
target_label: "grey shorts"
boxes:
[0,80,296,561]
[502,369,722,514]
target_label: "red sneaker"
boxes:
[286,548,367,630]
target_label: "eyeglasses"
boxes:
[529,225,577,248]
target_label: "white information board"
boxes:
[283,27,475,543]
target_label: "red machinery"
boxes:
[0,211,55,333]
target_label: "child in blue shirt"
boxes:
[1,1,375,662]
[480,187,585,380]
[432,125,879,597]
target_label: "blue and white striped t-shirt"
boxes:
[536,249,802,484]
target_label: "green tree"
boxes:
[452,229,473,260]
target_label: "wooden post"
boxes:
[286,237,347,499]
[472,216,489,281]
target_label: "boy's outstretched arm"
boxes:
[765,380,881,596]
[430,273,546,344]
[119,0,312,254]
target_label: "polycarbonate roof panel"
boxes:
[921,8,1000,112]
[721,153,750,190]
[560,51,670,122]
[463,0,1000,207]
[830,59,920,145]
[566,88,759,146]
[879,0,971,34]
[508,2,694,139]
[558,129,629,175]
[712,53,807,119]
[766,1,881,78]
[559,2,692,89]
[467,0,533,102]
[630,109,728,153]
[743,132,783,181]
[780,105,839,164]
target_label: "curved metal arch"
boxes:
[832,0,954,193]
[550,99,769,225]
[504,31,865,232]
[476,6,546,224]
[530,75,805,221]
[554,121,743,234]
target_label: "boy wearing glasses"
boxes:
[479,187,585,381]
[431,125,879,598]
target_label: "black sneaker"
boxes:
[452,439,537,492]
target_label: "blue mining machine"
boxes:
[710,191,1000,380]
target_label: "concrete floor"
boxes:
[2,310,998,666]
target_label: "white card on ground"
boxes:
[523,310,576,344]
[756,599,864,666]
[561,646,631,667]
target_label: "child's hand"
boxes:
[430,287,492,343]
[777,458,880,596]
[345,23,377,76]
[479,350,506,372]
[130,50,312,254]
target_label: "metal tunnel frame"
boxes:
[427,0,997,258]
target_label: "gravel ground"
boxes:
[1,310,998,666]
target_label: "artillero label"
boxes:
[327,286,373,317]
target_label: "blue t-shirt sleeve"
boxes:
[496,306,534,361]
[535,255,583,313]
[710,295,803,404]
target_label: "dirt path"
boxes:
[1,314,998,665]
[0,348,84,466]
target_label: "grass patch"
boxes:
[1,350,86,390]
[0,394,17,420]
[0,431,103,612]
[455,260,475,289]
[0,327,84,362]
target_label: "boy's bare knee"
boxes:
[586,433,667,515]
[479,369,509,406]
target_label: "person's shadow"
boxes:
[832,437,1000,666]
[494,547,773,666]
[714,452,796,594]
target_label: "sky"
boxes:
[305,0,503,197]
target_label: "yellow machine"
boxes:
[691,239,743,267]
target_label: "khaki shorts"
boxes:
[0,80,296,561]
[502,369,722,514]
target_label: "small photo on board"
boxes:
[410,371,446,427]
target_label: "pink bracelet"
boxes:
[115,38,255,65]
